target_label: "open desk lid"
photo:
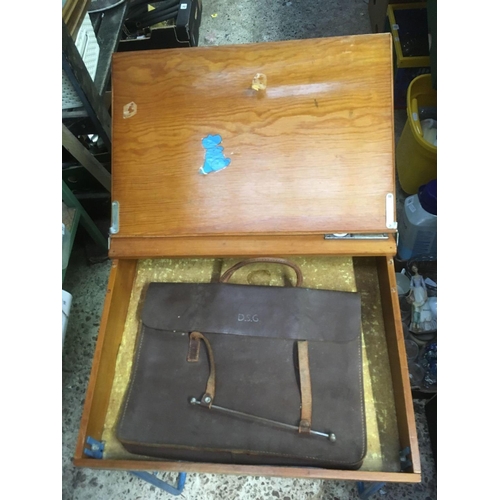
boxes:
[110,34,396,256]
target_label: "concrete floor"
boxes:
[62,1,436,498]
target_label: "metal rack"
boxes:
[62,2,129,273]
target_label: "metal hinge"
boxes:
[109,200,120,235]
[386,193,398,230]
[130,472,187,496]
[324,233,389,240]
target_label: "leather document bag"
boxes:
[117,258,366,469]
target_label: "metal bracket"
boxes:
[324,233,389,240]
[130,471,187,496]
[110,201,120,234]
[386,193,398,230]
[83,436,104,459]
[400,446,413,471]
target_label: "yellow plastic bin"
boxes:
[396,74,437,194]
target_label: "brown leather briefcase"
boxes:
[117,258,366,469]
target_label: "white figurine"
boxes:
[407,265,436,332]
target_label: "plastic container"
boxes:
[398,179,437,261]
[396,74,437,194]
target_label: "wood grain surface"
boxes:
[109,234,397,259]
[75,259,137,459]
[111,34,395,252]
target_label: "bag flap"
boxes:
[141,283,361,343]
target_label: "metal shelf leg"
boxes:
[130,471,187,496]
[357,481,386,499]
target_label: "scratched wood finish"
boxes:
[111,34,395,254]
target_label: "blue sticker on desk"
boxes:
[199,134,231,175]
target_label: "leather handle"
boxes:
[219,258,303,287]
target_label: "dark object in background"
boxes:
[126,0,180,29]
[368,0,416,34]
[386,3,431,109]
[118,0,201,51]
[393,7,429,57]
[420,342,437,389]
[427,0,436,88]
[425,396,437,466]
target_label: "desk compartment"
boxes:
[74,255,420,483]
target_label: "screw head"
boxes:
[189,397,197,405]
[203,396,212,404]
[329,433,336,442]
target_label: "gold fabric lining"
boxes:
[101,257,400,472]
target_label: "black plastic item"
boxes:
[427,0,437,88]
[393,7,430,57]
[89,0,126,13]
[135,6,179,29]
[63,164,111,195]
[127,1,179,23]
[119,0,201,51]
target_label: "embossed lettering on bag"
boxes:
[117,258,366,469]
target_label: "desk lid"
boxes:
[111,34,395,257]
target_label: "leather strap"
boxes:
[297,340,312,433]
[189,331,216,408]
[219,258,303,287]
[187,334,201,362]
[189,333,314,434]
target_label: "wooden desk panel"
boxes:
[111,35,394,253]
